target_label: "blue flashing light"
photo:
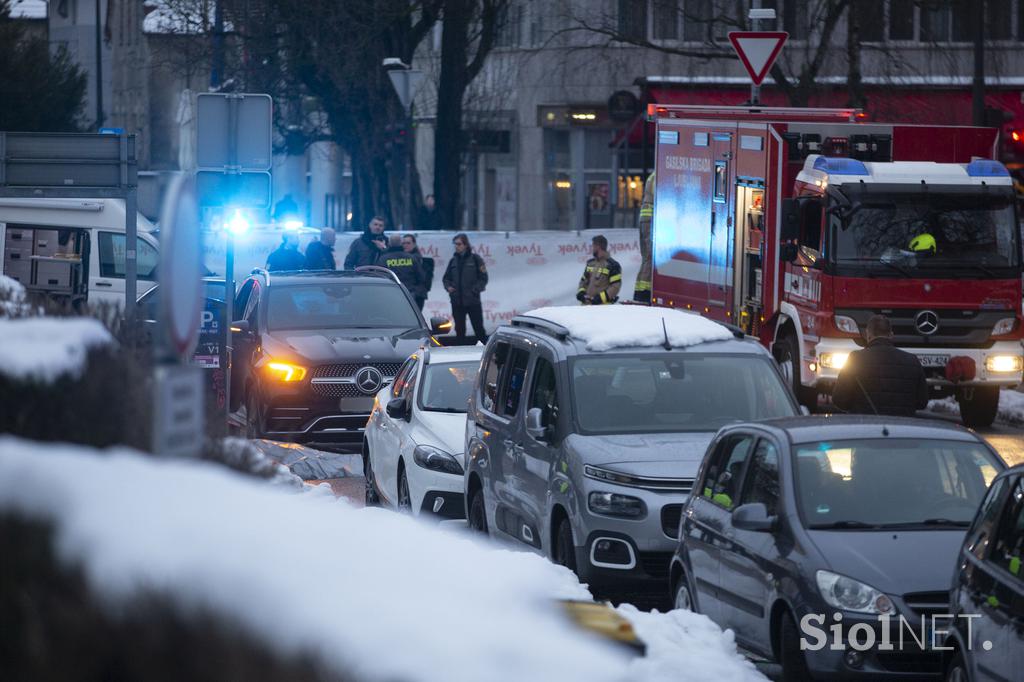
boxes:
[283,219,304,230]
[812,156,869,176]
[965,159,1010,178]
[227,209,251,235]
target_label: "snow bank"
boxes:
[0,317,114,382]
[524,305,735,352]
[929,389,1024,428]
[0,274,31,316]
[0,438,764,682]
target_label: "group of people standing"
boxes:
[264,216,489,344]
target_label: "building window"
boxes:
[783,0,809,40]
[495,2,521,47]
[683,0,713,41]
[652,0,680,40]
[617,0,648,40]
[919,1,951,42]
[854,0,885,42]
[889,0,915,39]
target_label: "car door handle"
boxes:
[95,281,113,287]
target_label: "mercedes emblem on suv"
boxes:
[355,366,384,394]
[915,310,939,336]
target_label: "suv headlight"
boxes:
[264,361,307,382]
[588,491,646,518]
[413,445,463,475]
[816,570,894,615]
[834,315,859,334]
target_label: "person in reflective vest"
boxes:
[633,171,655,303]
[576,235,622,305]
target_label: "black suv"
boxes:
[230,267,448,452]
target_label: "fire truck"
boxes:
[648,104,1023,427]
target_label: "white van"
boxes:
[0,198,159,308]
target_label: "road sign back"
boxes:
[728,32,788,86]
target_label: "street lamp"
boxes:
[384,58,425,230]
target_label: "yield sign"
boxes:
[728,31,788,86]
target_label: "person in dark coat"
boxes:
[304,228,336,270]
[833,314,928,417]
[266,231,305,271]
[344,216,387,269]
[377,234,427,306]
[442,233,488,344]
[416,194,441,231]
[402,233,431,310]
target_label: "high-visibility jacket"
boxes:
[634,172,655,302]
[578,255,622,304]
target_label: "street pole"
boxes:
[749,2,763,106]
[212,0,224,90]
[94,0,104,127]
[972,0,986,126]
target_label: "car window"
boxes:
[501,348,530,418]
[418,361,479,413]
[480,341,510,414]
[991,477,1024,582]
[97,232,158,280]
[740,439,781,516]
[701,434,756,510]
[244,283,260,325]
[569,353,796,434]
[234,279,255,320]
[267,282,420,331]
[793,438,1002,529]
[138,287,160,320]
[528,356,559,432]
[967,477,1011,561]
[391,357,418,399]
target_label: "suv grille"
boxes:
[311,383,371,398]
[661,504,684,538]
[311,362,403,379]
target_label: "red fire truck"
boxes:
[648,104,1023,427]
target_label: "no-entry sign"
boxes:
[728,31,788,86]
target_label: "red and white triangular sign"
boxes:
[728,31,788,86]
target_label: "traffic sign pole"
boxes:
[727,31,788,105]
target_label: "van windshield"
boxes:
[569,354,796,434]
[795,438,1001,529]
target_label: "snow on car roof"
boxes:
[425,346,483,363]
[523,305,735,352]
[0,439,765,682]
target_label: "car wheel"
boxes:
[673,574,695,612]
[946,651,969,682]
[363,443,380,507]
[775,333,816,411]
[246,392,263,439]
[397,464,412,513]
[780,612,814,681]
[553,518,577,572]
[467,485,487,534]
[958,386,999,429]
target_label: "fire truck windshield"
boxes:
[832,191,1019,278]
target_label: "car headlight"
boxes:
[583,465,634,485]
[816,570,894,615]
[588,491,646,518]
[818,352,849,370]
[834,315,859,334]
[264,361,307,382]
[986,355,1023,373]
[992,317,1017,336]
[413,445,464,475]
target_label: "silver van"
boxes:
[464,306,800,598]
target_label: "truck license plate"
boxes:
[918,354,950,368]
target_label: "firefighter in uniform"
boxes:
[633,171,655,303]
[576,234,622,305]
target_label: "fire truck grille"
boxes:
[836,308,1013,348]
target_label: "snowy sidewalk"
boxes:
[0,437,766,682]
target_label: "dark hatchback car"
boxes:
[671,416,1004,681]
[944,463,1024,682]
[230,268,448,452]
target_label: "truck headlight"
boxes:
[413,445,464,475]
[816,570,894,615]
[834,315,859,334]
[588,492,646,518]
[818,352,849,370]
[992,318,1017,336]
[986,355,1023,373]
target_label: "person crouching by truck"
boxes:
[576,235,622,305]
[832,314,929,417]
[377,234,427,308]
[443,233,488,344]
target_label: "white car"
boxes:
[363,346,482,518]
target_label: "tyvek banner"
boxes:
[203,229,642,333]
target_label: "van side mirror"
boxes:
[386,397,409,420]
[431,316,452,335]
[526,407,548,441]
[732,502,777,532]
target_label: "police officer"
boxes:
[377,234,427,307]
[576,235,622,305]
[266,231,304,271]
[633,171,655,303]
